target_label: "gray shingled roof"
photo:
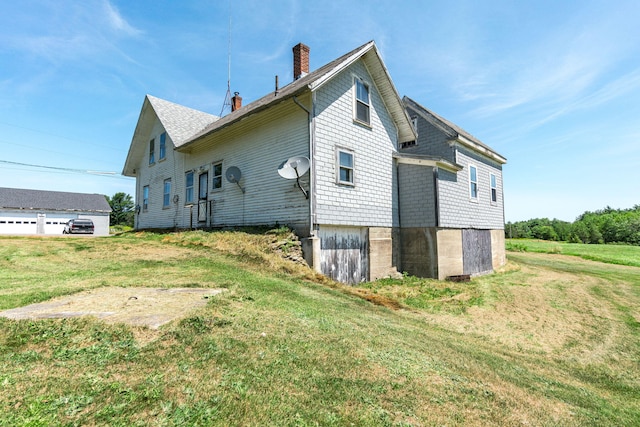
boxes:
[182,40,415,149]
[403,96,506,164]
[146,95,219,147]
[0,187,112,212]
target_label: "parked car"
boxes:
[63,219,94,234]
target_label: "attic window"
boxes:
[400,140,417,149]
[159,132,167,161]
[149,138,155,165]
[354,77,370,125]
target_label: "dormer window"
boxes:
[354,77,370,125]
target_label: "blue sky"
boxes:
[1,0,638,222]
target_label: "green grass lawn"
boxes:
[506,238,640,267]
[0,231,639,426]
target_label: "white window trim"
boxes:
[490,172,498,204]
[159,132,167,161]
[353,76,371,126]
[336,147,355,186]
[142,185,149,212]
[469,164,478,202]
[185,171,195,205]
[163,178,172,209]
[211,161,223,192]
[148,138,155,165]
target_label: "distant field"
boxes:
[0,231,638,426]
[507,238,640,267]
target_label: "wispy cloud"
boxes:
[102,0,142,37]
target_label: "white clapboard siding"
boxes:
[136,97,311,232]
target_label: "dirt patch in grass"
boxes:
[0,287,225,330]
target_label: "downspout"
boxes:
[293,93,321,274]
[395,156,402,274]
[434,167,440,228]
[292,95,315,237]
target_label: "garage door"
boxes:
[0,213,38,235]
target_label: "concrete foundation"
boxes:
[436,229,464,280]
[491,229,506,269]
[368,227,399,280]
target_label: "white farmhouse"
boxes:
[123,41,506,283]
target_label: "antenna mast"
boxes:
[220,1,232,116]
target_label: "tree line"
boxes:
[506,205,640,245]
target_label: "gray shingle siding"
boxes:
[403,105,455,162]
[314,61,399,228]
[401,99,505,231]
[398,164,436,228]
[438,146,504,229]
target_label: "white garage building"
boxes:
[0,187,111,236]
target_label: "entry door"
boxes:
[198,172,208,223]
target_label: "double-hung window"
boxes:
[163,179,171,208]
[212,162,223,190]
[159,132,166,161]
[490,173,497,203]
[142,185,149,211]
[149,138,155,165]
[185,171,195,204]
[354,77,370,125]
[469,165,478,200]
[337,149,354,185]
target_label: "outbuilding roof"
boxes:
[403,96,507,165]
[0,187,112,213]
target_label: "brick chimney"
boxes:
[293,43,310,80]
[231,92,242,112]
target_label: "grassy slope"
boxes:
[0,232,638,426]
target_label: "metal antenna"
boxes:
[219,1,232,116]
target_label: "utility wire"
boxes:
[0,159,132,179]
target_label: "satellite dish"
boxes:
[226,166,242,183]
[225,166,245,193]
[277,156,310,199]
[277,156,310,180]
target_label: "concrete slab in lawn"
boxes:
[0,287,225,329]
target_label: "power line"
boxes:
[0,159,132,180]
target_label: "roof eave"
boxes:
[122,95,153,176]
[393,153,463,173]
[177,85,311,152]
[452,135,507,164]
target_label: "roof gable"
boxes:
[0,187,112,212]
[403,96,507,164]
[122,95,219,176]
[182,41,416,149]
